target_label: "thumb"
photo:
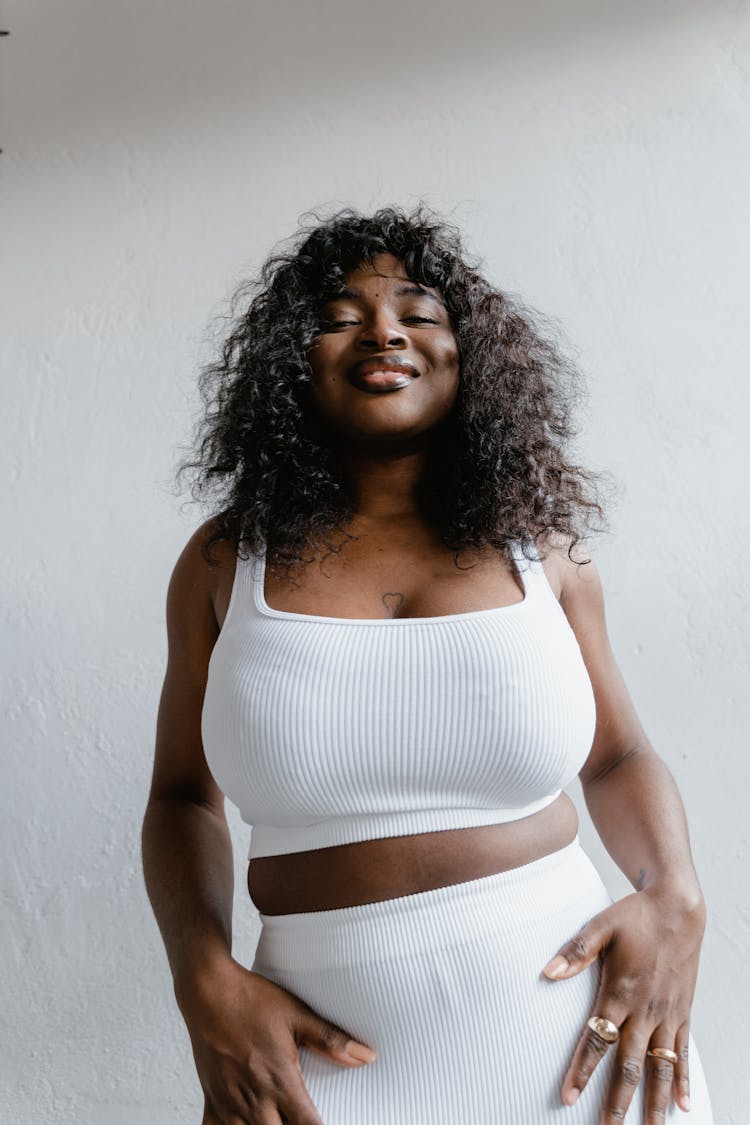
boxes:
[297,1008,377,1067]
[542,914,613,980]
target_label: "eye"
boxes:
[318,319,358,330]
[402,316,437,324]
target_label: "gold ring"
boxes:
[586,1016,620,1044]
[647,1047,679,1065]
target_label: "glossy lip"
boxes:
[347,357,421,392]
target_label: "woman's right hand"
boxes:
[176,956,377,1125]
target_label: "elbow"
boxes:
[143,785,226,826]
[580,743,651,788]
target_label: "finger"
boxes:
[231,1078,295,1125]
[645,1024,680,1124]
[210,1080,276,1125]
[201,1106,248,1125]
[278,1085,326,1125]
[295,1005,377,1067]
[230,1043,324,1125]
[542,914,614,980]
[673,1022,691,1112]
[246,1109,284,1125]
[258,1066,325,1125]
[561,1007,625,1107]
[597,1021,650,1124]
[228,1105,283,1125]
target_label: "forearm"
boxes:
[141,796,235,997]
[582,745,704,910]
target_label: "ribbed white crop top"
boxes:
[201,542,597,859]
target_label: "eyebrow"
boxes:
[320,283,445,307]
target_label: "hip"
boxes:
[250,836,713,1123]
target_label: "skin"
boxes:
[142,254,707,1125]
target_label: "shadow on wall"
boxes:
[9,0,725,152]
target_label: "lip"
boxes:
[347,358,420,393]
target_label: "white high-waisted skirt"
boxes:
[251,837,713,1123]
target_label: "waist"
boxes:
[252,832,605,976]
[247,791,578,915]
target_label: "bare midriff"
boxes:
[212,524,580,917]
[247,794,579,915]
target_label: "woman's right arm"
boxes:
[141,524,377,1124]
[141,525,235,995]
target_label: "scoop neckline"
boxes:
[252,545,532,625]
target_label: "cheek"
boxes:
[306,355,346,417]
[307,338,346,387]
[433,331,460,365]
[434,338,461,386]
[306,341,326,380]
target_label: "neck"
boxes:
[339,447,428,523]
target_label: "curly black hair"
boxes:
[178,202,608,571]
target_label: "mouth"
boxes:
[347,358,420,394]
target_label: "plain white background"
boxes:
[2,2,748,1121]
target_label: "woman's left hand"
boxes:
[542,884,706,1123]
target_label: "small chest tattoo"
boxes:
[381,592,405,618]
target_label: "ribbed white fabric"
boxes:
[201,541,597,859]
[252,838,713,1124]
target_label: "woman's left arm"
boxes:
[540,545,707,1123]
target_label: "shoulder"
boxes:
[167,516,238,634]
[534,532,606,624]
[152,518,237,807]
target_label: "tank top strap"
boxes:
[221,547,264,631]
[510,538,555,606]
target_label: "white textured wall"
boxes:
[2,2,748,1121]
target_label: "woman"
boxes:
[142,204,714,1124]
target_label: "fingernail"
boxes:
[544,956,570,978]
[682,1094,691,1112]
[345,1041,377,1064]
[564,1087,580,1106]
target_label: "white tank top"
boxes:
[201,541,597,859]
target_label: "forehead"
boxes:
[323,252,444,304]
[345,253,410,283]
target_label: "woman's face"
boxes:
[305,253,460,450]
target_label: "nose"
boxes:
[355,311,408,351]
